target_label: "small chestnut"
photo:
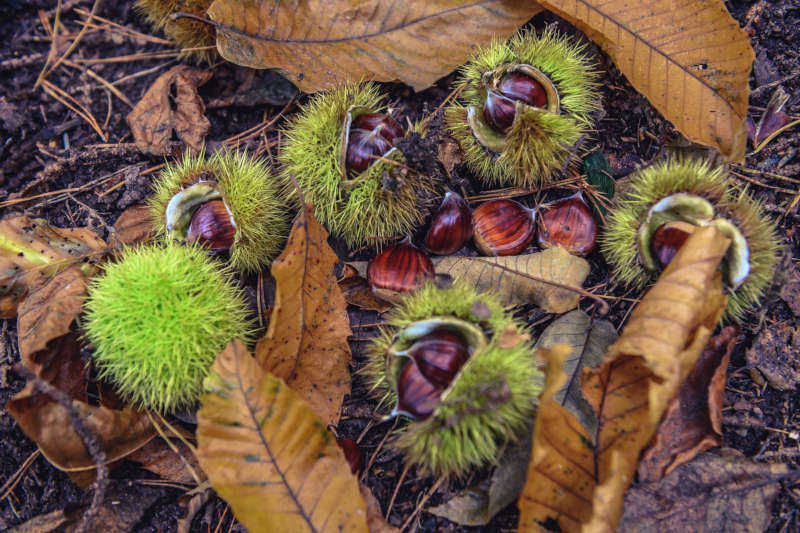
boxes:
[405,330,470,389]
[472,199,536,256]
[537,194,598,255]
[186,199,236,253]
[367,242,435,302]
[394,360,442,420]
[483,72,548,133]
[345,112,404,175]
[651,220,695,269]
[424,192,473,255]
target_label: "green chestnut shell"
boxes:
[602,157,780,321]
[279,82,436,248]
[364,282,543,477]
[148,150,289,273]
[445,28,600,188]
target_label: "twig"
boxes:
[0,449,41,501]
[385,462,410,520]
[36,0,102,87]
[399,476,445,532]
[13,364,108,533]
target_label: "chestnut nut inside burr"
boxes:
[186,199,236,253]
[483,72,548,134]
[345,113,404,175]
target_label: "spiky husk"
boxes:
[135,0,216,62]
[364,282,543,477]
[84,242,254,413]
[446,28,600,188]
[601,157,780,320]
[278,83,435,248]
[148,150,289,273]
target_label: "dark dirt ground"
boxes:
[1,1,799,531]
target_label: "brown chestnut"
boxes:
[394,360,442,420]
[405,330,470,389]
[537,194,598,255]
[483,73,548,133]
[651,220,695,269]
[473,199,536,256]
[345,112,403,175]
[367,242,435,302]
[424,192,473,255]
[186,199,236,253]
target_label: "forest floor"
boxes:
[1,1,799,531]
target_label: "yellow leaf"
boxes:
[205,0,542,92]
[197,340,368,533]
[539,0,753,160]
[518,226,730,532]
[255,204,352,426]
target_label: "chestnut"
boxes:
[483,72,548,133]
[394,360,442,420]
[367,242,435,302]
[537,194,598,256]
[472,199,536,256]
[424,192,473,255]
[651,220,695,269]
[186,199,236,253]
[405,330,470,389]
[345,112,404,175]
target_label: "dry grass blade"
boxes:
[41,79,106,140]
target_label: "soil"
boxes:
[1,1,799,532]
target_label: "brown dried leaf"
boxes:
[126,65,212,156]
[0,216,106,318]
[205,0,542,92]
[750,86,800,153]
[255,204,352,426]
[638,325,738,483]
[196,340,368,533]
[540,0,753,160]
[360,484,399,533]
[111,204,155,246]
[338,264,391,313]
[518,226,730,533]
[128,436,204,485]
[619,449,789,533]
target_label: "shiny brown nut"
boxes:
[483,72,548,133]
[424,192,473,255]
[537,194,598,255]
[406,330,470,389]
[367,242,435,301]
[186,200,236,253]
[345,113,404,175]
[394,360,442,420]
[651,220,695,269]
[473,199,536,256]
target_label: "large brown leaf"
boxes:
[196,340,368,533]
[518,226,730,533]
[540,0,753,160]
[255,204,352,426]
[205,0,542,92]
[0,216,106,317]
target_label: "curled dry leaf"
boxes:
[0,216,106,318]
[638,325,738,483]
[748,86,800,153]
[196,340,368,533]
[127,436,205,485]
[518,226,730,533]
[205,0,542,92]
[338,264,391,313]
[540,0,753,160]
[360,484,399,533]
[255,204,352,426]
[126,65,212,156]
[111,204,155,246]
[619,449,790,533]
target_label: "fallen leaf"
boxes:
[360,484,399,533]
[348,247,591,313]
[746,324,800,391]
[750,86,800,153]
[6,510,67,533]
[255,204,352,426]
[126,65,212,156]
[638,325,738,483]
[196,340,368,533]
[518,226,730,533]
[540,0,753,160]
[111,204,155,246]
[0,216,106,318]
[429,426,532,526]
[338,264,391,313]
[619,449,790,533]
[534,309,617,435]
[205,0,542,92]
[128,436,205,485]
[61,480,164,533]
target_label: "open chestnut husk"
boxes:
[344,112,404,176]
[472,199,536,256]
[424,192,473,255]
[367,242,435,302]
[483,72,549,134]
[537,194,598,255]
[651,220,695,269]
[399,330,470,389]
[186,199,236,253]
